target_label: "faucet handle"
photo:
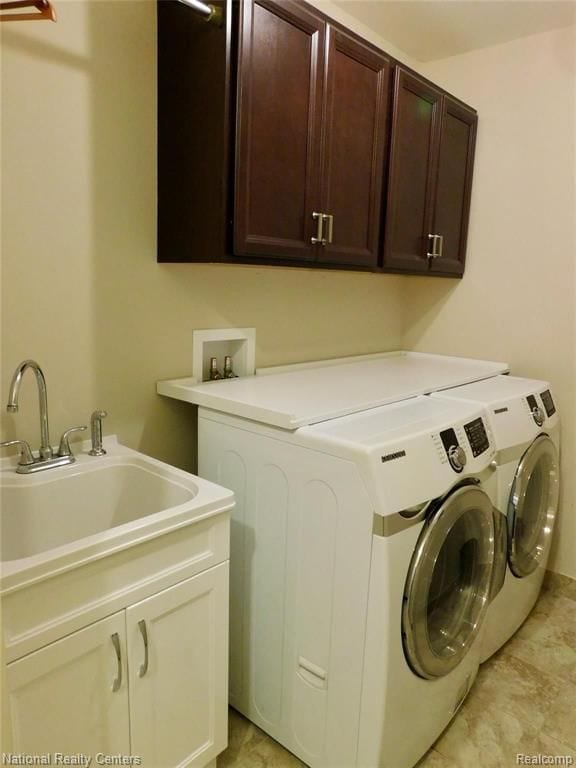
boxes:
[0,439,35,466]
[58,426,87,458]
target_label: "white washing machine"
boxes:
[432,375,560,661]
[198,394,499,768]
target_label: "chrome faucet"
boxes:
[1,359,87,474]
[7,359,52,459]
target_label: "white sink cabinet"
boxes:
[128,564,227,767]
[5,564,227,767]
[1,439,233,768]
[6,611,131,758]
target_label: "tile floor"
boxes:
[218,572,576,768]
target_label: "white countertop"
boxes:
[157,351,509,430]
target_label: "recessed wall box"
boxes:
[193,328,256,383]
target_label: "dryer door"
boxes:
[508,434,559,578]
[402,484,495,680]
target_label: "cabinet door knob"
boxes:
[311,211,326,245]
[138,619,149,678]
[111,633,122,692]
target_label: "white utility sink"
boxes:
[0,437,234,588]
[1,435,233,764]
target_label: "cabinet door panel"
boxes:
[235,0,324,260]
[430,97,477,276]
[128,562,229,768]
[157,0,230,263]
[382,68,442,272]
[319,27,390,267]
[5,613,129,758]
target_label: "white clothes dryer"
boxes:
[199,395,499,768]
[432,375,560,662]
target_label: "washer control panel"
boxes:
[464,417,490,457]
[526,394,546,427]
[439,427,467,473]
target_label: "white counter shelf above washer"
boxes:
[157,351,508,430]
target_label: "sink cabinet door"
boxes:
[4,612,130,758]
[127,562,229,768]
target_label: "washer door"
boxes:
[402,484,495,680]
[508,435,559,578]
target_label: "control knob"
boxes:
[531,406,545,427]
[448,444,467,472]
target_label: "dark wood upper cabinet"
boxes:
[430,96,477,276]
[382,67,477,276]
[234,0,325,261]
[235,3,390,268]
[157,0,231,263]
[382,69,442,274]
[157,1,476,277]
[318,27,390,267]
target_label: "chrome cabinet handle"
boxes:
[322,214,334,244]
[426,234,444,259]
[111,633,122,692]
[311,211,325,245]
[138,620,149,678]
[436,234,444,258]
[0,439,34,466]
[426,233,438,258]
[58,425,87,458]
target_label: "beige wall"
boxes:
[1,3,574,577]
[309,0,419,65]
[404,26,576,577]
[0,1,406,472]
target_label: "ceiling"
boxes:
[332,1,576,62]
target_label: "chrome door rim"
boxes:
[402,484,495,680]
[508,435,559,578]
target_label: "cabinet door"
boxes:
[382,68,443,272]
[4,612,130,758]
[234,0,325,261]
[319,27,390,267]
[429,97,477,276]
[128,562,229,768]
[157,0,230,263]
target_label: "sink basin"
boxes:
[2,460,196,562]
[0,437,234,588]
